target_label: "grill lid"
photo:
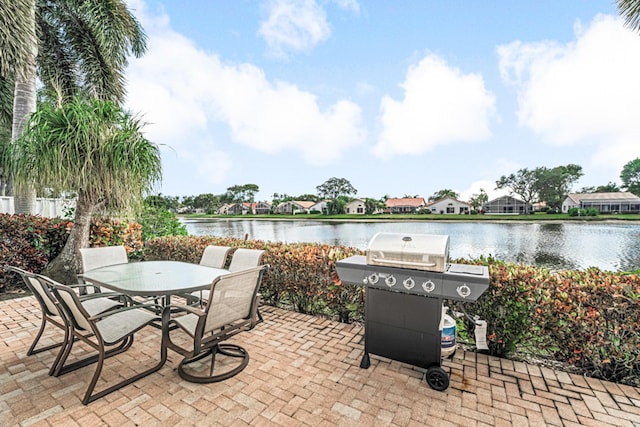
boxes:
[366,232,450,272]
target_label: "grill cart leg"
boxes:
[426,366,449,391]
[360,353,370,369]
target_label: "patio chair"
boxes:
[199,245,232,268]
[184,245,233,306]
[228,248,265,272]
[3,266,122,376]
[162,265,267,383]
[191,248,266,321]
[43,276,165,405]
[78,246,128,294]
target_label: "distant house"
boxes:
[345,199,366,214]
[483,195,531,214]
[217,203,233,215]
[274,200,315,214]
[427,197,470,214]
[217,203,246,215]
[218,201,270,215]
[385,197,427,214]
[562,192,640,214]
[252,201,272,215]
[310,200,330,214]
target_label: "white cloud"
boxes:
[498,14,640,172]
[125,1,365,189]
[258,0,331,57]
[373,54,496,158]
[332,0,360,13]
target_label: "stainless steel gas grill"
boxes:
[336,232,490,391]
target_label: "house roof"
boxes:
[385,197,426,208]
[345,198,365,205]
[293,201,316,209]
[427,196,470,206]
[565,192,640,203]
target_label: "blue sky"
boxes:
[124,0,640,202]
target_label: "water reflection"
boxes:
[182,219,640,272]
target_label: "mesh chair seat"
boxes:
[96,308,160,344]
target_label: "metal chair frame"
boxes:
[42,276,165,405]
[4,266,123,376]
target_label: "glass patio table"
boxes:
[79,260,228,304]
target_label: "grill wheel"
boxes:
[426,366,450,391]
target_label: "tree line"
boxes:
[150,158,640,216]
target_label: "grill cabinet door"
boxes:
[364,288,441,369]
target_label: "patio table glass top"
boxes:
[79,260,228,296]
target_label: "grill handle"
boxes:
[370,257,436,268]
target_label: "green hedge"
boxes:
[451,257,639,386]
[0,214,142,289]
[0,214,71,287]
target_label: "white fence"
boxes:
[0,196,76,218]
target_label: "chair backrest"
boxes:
[79,246,128,272]
[5,266,59,317]
[43,276,94,333]
[228,248,265,272]
[203,265,266,334]
[199,245,232,269]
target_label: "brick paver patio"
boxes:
[1,296,640,426]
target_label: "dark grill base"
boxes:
[362,288,441,370]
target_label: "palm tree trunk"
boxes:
[10,0,37,213]
[42,192,96,285]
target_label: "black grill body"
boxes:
[336,254,490,391]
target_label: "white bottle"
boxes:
[440,305,457,358]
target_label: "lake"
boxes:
[181,218,640,272]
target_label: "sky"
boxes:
[123,0,640,202]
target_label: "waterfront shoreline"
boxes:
[180,215,640,225]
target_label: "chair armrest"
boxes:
[162,304,205,318]
[88,303,162,321]
[77,291,133,305]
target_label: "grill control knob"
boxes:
[385,275,396,287]
[422,280,435,293]
[368,273,379,284]
[456,284,471,298]
[403,277,415,290]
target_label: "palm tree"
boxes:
[617,0,640,33]
[0,0,36,196]
[4,95,161,285]
[0,0,147,210]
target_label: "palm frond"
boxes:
[617,0,640,33]
[0,0,37,80]
[36,0,147,104]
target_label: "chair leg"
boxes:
[83,336,168,405]
[55,335,134,376]
[27,317,65,356]
[177,343,249,384]
[48,324,72,376]
[51,331,76,377]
